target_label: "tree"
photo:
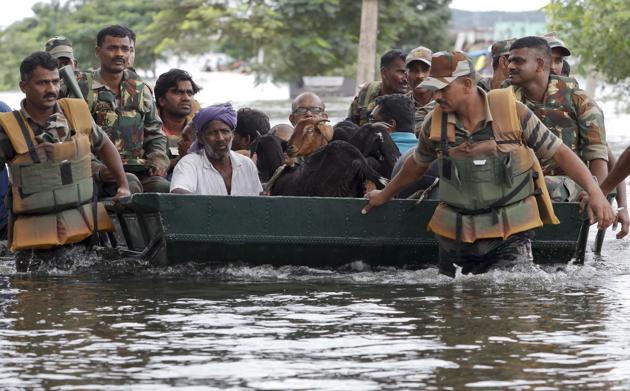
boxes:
[545,0,630,83]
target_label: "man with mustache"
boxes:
[404,46,434,135]
[0,51,130,256]
[170,103,262,196]
[507,37,609,201]
[154,69,201,174]
[73,25,169,195]
[347,49,409,126]
[362,50,614,277]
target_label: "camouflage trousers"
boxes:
[437,231,534,277]
[545,175,581,202]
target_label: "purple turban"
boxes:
[189,102,237,153]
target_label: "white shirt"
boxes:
[170,150,263,196]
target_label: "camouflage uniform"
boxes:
[476,76,493,92]
[511,75,608,201]
[347,81,382,126]
[75,68,169,193]
[415,88,563,276]
[406,91,436,135]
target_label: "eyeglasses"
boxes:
[292,106,324,115]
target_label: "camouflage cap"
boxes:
[419,51,474,91]
[45,36,74,60]
[491,39,515,57]
[405,46,432,67]
[543,32,571,57]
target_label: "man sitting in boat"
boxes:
[0,51,130,254]
[347,49,409,126]
[154,68,201,177]
[369,93,416,154]
[477,38,514,92]
[232,107,270,157]
[270,123,294,142]
[170,103,263,196]
[289,92,328,126]
[44,36,79,71]
[404,45,435,135]
[362,50,614,277]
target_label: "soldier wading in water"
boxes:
[362,51,614,277]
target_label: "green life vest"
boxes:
[0,98,113,251]
[427,88,558,243]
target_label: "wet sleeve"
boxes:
[141,85,167,157]
[573,90,608,163]
[517,102,562,161]
[412,116,437,168]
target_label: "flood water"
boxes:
[1,80,630,389]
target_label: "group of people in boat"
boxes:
[0,23,629,276]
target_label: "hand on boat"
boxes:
[362,189,387,214]
[612,207,629,239]
[113,186,132,203]
[586,192,615,230]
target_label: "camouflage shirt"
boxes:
[0,99,107,166]
[76,68,166,163]
[347,81,382,126]
[476,76,493,92]
[406,91,436,135]
[510,75,607,174]
[414,87,563,168]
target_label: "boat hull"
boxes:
[107,194,586,268]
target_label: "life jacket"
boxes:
[427,88,559,244]
[355,81,382,126]
[0,98,113,251]
[79,70,146,163]
[512,75,579,175]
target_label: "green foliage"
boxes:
[0,0,452,89]
[546,0,630,82]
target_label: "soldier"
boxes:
[543,32,571,77]
[477,38,514,92]
[154,68,201,173]
[347,49,408,126]
[507,36,609,201]
[404,46,435,134]
[0,52,129,257]
[75,25,169,194]
[44,36,78,71]
[362,51,614,277]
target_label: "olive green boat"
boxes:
[105,193,590,268]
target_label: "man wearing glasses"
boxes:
[289,92,328,126]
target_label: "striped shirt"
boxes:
[414,88,562,168]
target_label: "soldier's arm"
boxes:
[89,120,129,197]
[362,120,433,214]
[602,145,630,196]
[574,91,608,183]
[141,85,167,157]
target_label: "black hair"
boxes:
[373,94,415,132]
[20,51,58,81]
[561,60,571,77]
[97,25,132,47]
[235,108,270,141]
[380,49,407,68]
[492,54,508,71]
[124,26,136,44]
[510,36,551,65]
[154,69,201,110]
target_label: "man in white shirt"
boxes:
[170,103,263,196]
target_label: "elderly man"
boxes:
[347,49,408,126]
[405,46,435,134]
[45,36,78,70]
[170,103,263,196]
[289,92,328,126]
[363,50,613,277]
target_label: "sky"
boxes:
[1,0,552,28]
